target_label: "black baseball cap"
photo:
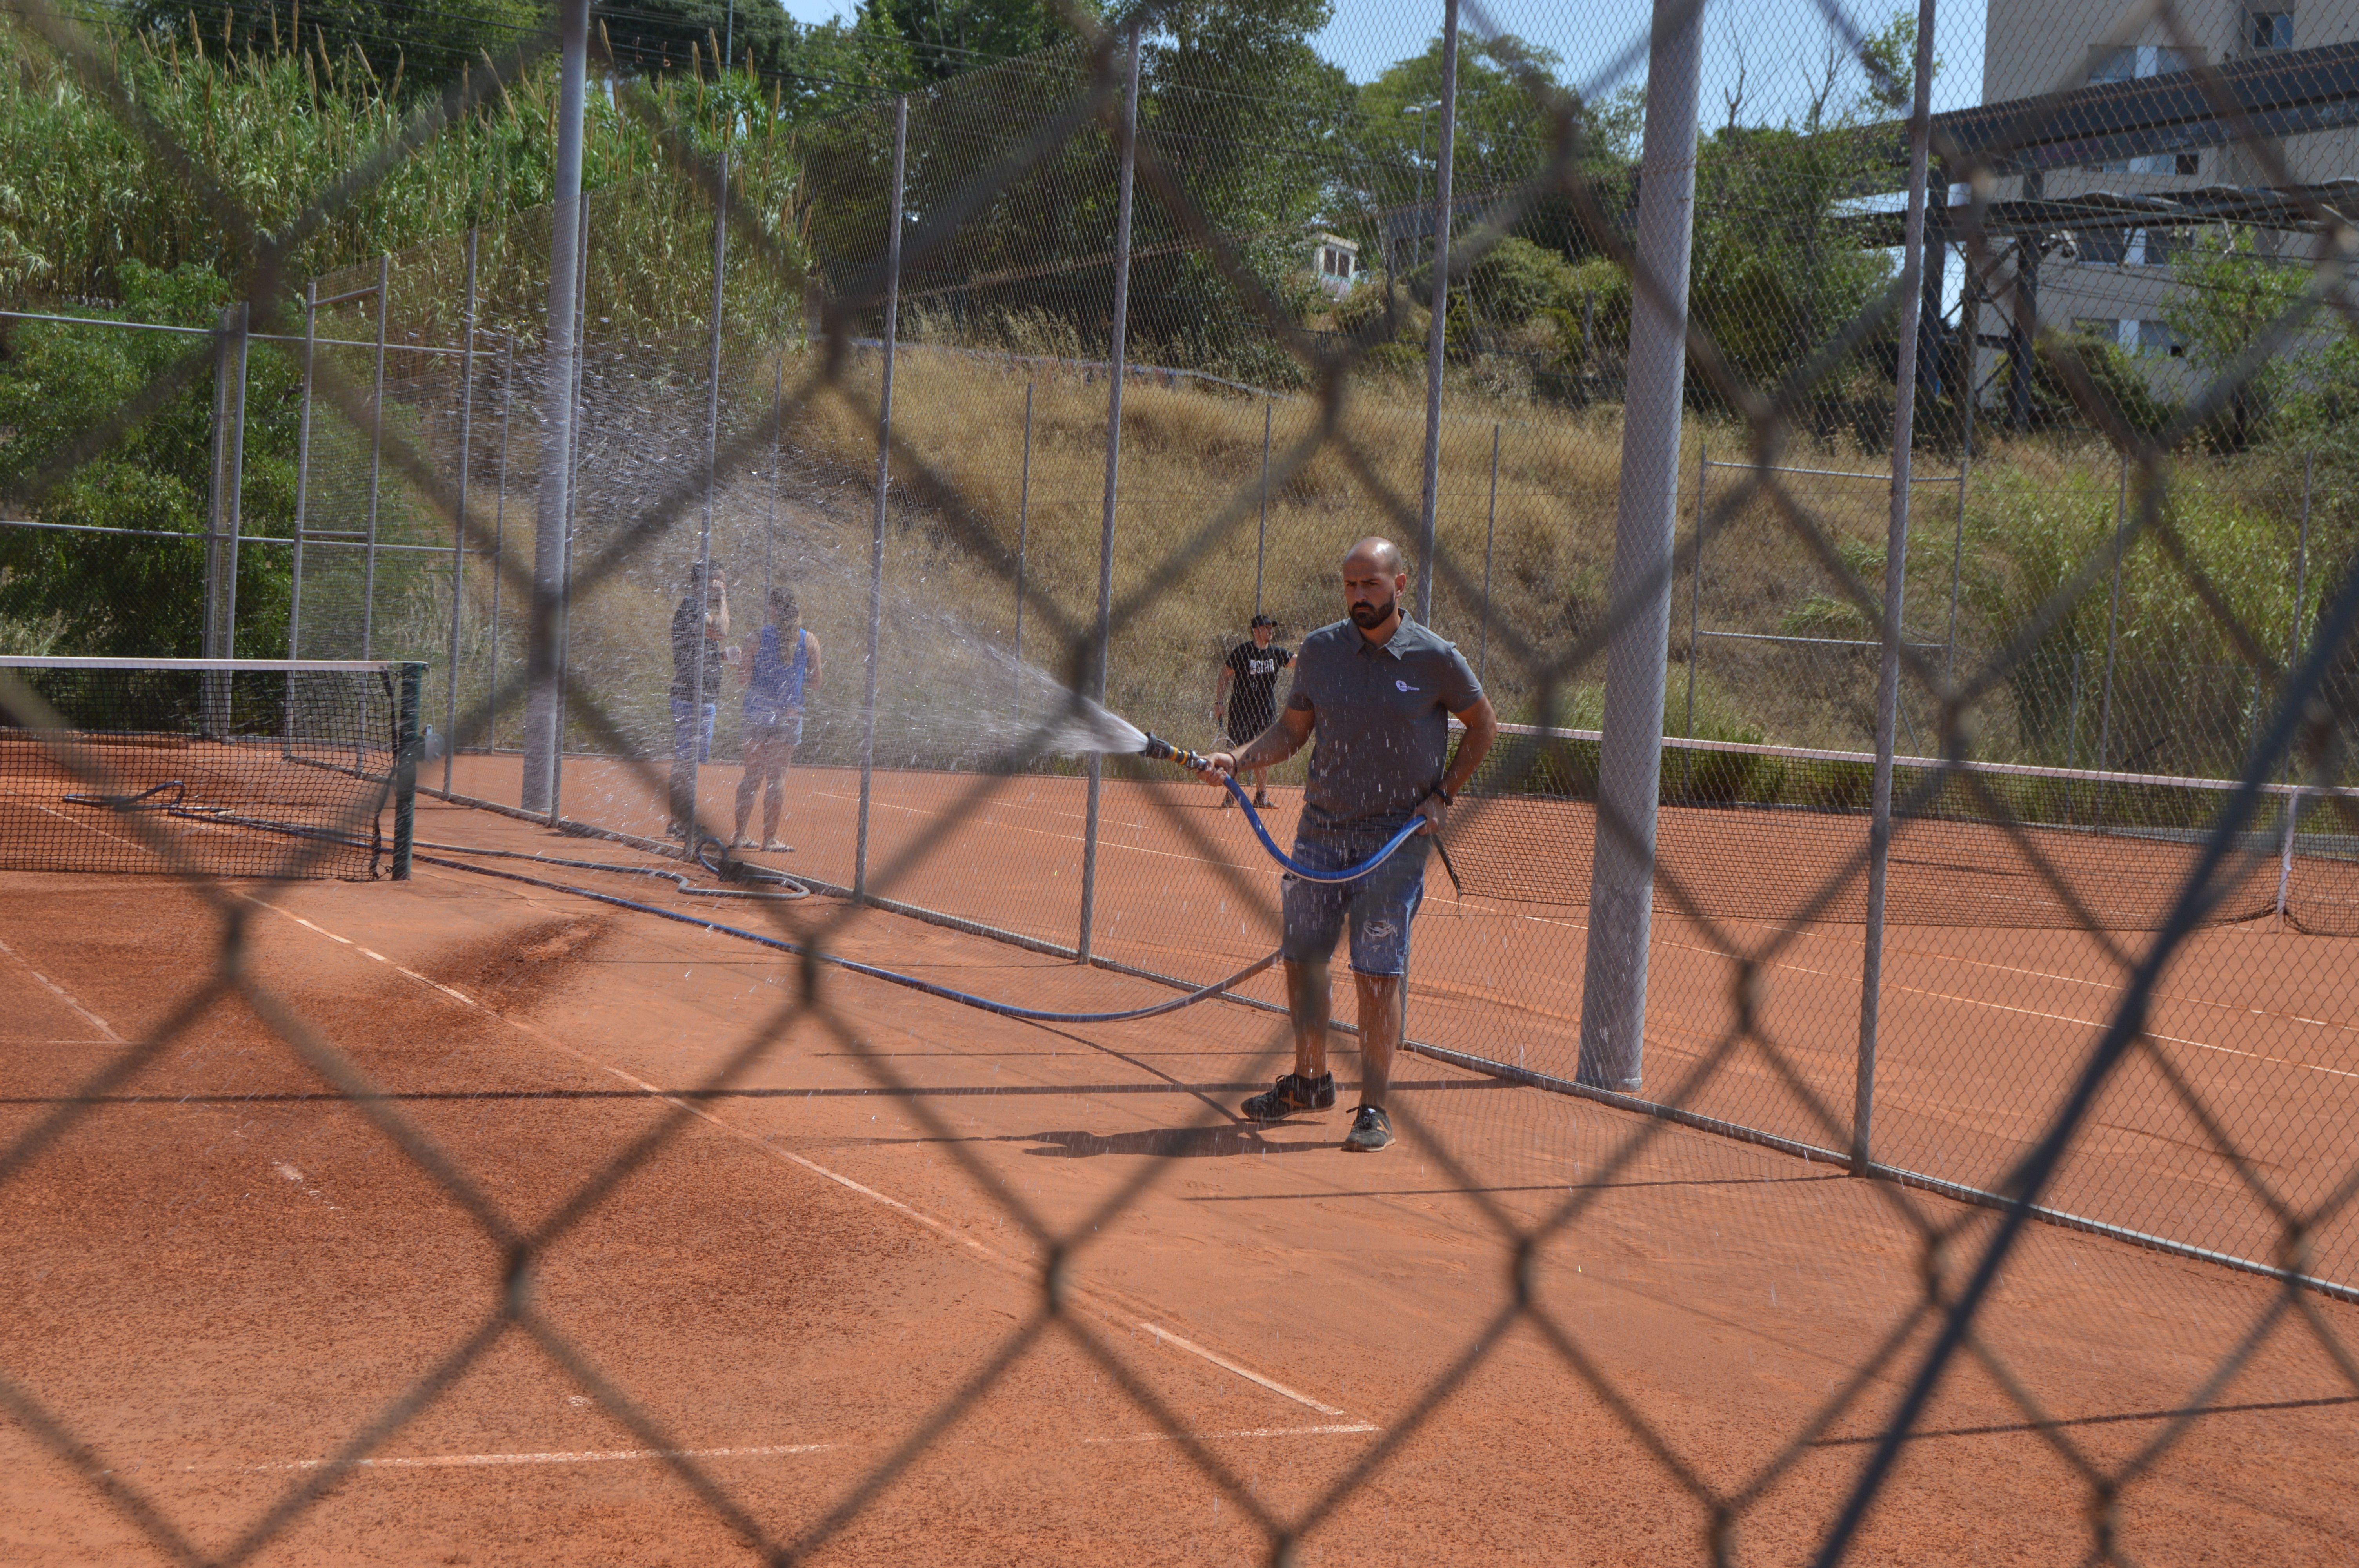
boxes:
[1249,613,1277,628]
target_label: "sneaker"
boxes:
[1254,790,1271,809]
[1219,792,1235,810]
[1240,1071,1336,1123]
[1341,1105,1394,1153]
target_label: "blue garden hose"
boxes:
[1139,733,1458,892]
[405,731,1446,1030]
[411,850,1279,1025]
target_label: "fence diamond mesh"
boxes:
[7,0,2359,1561]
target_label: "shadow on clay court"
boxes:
[1015,1125,1343,1158]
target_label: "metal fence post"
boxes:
[766,347,783,601]
[2276,451,2316,926]
[1578,0,1702,1094]
[203,299,249,665]
[522,0,587,815]
[2092,452,2130,826]
[362,252,389,659]
[856,96,908,901]
[289,280,316,662]
[683,144,729,849]
[1856,0,1937,1178]
[1413,0,1460,624]
[1945,456,1969,682]
[1014,379,1033,719]
[445,227,477,794]
[1254,394,1272,617]
[1078,30,1141,965]
[550,190,591,822]
[1684,441,1707,744]
[489,334,512,750]
[1476,421,1499,679]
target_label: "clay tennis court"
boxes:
[7,766,2359,1562]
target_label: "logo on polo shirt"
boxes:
[1396,679,1418,693]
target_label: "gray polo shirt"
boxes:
[1285,617,1483,830]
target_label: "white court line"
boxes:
[1086,1423,1378,1443]
[229,1443,834,1473]
[244,895,1362,1425]
[0,933,122,1042]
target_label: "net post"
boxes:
[1080,29,1141,965]
[522,0,588,817]
[1413,0,1460,626]
[551,191,591,823]
[2277,453,2315,929]
[394,661,423,880]
[1578,0,1701,1095]
[856,95,908,902]
[446,227,477,797]
[1857,0,1937,1179]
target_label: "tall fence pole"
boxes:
[521,0,588,815]
[203,299,249,665]
[685,144,730,849]
[1254,394,1272,617]
[1945,457,1969,681]
[1577,0,1702,1094]
[362,253,389,659]
[1079,29,1142,965]
[855,96,908,901]
[288,281,316,661]
[1413,0,1461,625]
[445,227,478,794]
[1855,0,1938,1178]
[490,334,512,750]
[1013,379,1034,719]
[551,191,591,818]
[1476,421,1499,679]
[2092,451,2130,827]
[2276,451,2316,926]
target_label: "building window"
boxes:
[2177,152,2201,176]
[2134,319,2184,357]
[2088,44,2197,83]
[2249,11,2295,50]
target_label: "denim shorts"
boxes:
[744,706,804,747]
[1280,817,1430,978]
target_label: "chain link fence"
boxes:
[9,0,2359,1559]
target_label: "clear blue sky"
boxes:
[773,0,1989,120]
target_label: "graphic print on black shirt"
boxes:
[1222,639,1293,739]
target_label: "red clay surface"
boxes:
[4,769,2357,1564]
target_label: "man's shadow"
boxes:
[1017,1122,1334,1158]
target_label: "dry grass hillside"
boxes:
[452,338,2332,781]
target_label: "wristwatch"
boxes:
[1430,786,1456,806]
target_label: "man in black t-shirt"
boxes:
[667,562,733,840]
[1210,613,1291,808]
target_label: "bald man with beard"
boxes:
[1198,537,1498,1152]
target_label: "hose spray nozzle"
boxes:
[1139,732,1212,773]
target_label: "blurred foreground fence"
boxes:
[9,0,2359,1560]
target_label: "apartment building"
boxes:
[1974,0,2353,393]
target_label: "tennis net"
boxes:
[0,658,421,881]
[1451,723,2359,933]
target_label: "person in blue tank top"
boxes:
[733,586,822,852]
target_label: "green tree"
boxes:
[2165,226,2312,450]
